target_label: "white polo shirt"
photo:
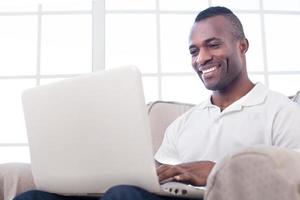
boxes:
[154,83,300,164]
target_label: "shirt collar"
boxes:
[235,82,268,107]
[198,82,268,110]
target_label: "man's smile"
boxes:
[201,66,218,74]
[197,64,221,80]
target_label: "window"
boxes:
[105,0,300,100]
[0,0,93,163]
[1,0,300,163]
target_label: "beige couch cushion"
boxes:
[147,101,194,154]
[206,146,300,200]
[0,163,35,200]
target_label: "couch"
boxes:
[1,92,300,200]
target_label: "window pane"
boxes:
[105,14,157,73]
[0,146,30,163]
[0,16,37,75]
[0,80,36,143]
[0,1,38,12]
[162,76,211,104]
[105,0,155,10]
[160,14,195,73]
[269,74,300,96]
[265,15,300,71]
[40,0,92,11]
[41,15,92,75]
[248,74,265,85]
[211,0,260,10]
[159,0,208,11]
[142,77,159,103]
[237,14,264,72]
[0,0,92,12]
[263,0,300,11]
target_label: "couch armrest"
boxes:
[0,163,35,200]
[205,146,300,200]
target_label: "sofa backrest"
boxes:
[147,101,194,154]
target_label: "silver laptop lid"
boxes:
[22,66,160,195]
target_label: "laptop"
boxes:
[22,66,205,199]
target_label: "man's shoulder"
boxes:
[263,89,300,116]
[265,89,296,106]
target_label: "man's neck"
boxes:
[211,80,254,111]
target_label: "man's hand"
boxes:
[156,161,215,186]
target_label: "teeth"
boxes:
[202,66,217,74]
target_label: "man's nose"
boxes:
[196,49,212,65]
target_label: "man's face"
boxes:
[189,15,246,91]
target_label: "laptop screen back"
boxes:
[22,66,160,195]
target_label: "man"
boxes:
[14,6,300,200]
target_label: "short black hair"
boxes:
[195,6,245,40]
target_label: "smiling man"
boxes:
[14,6,300,200]
[189,13,252,97]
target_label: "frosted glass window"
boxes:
[0,80,36,143]
[40,0,92,11]
[269,75,300,96]
[105,14,157,73]
[0,1,38,12]
[0,16,37,75]
[162,76,211,104]
[248,74,265,85]
[211,0,260,10]
[263,0,300,11]
[142,77,159,103]
[159,0,208,11]
[0,0,91,12]
[0,146,30,164]
[237,14,264,72]
[105,0,155,10]
[41,15,92,75]
[265,15,300,71]
[160,14,195,73]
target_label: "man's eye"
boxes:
[208,43,220,48]
[190,50,198,56]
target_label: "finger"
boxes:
[157,165,176,182]
[173,173,192,183]
[156,164,174,175]
[158,165,184,183]
[174,173,206,186]
[159,176,175,184]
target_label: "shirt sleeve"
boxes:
[272,102,300,148]
[154,120,181,165]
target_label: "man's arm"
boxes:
[156,161,215,186]
[272,102,300,148]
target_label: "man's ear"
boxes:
[239,38,249,54]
